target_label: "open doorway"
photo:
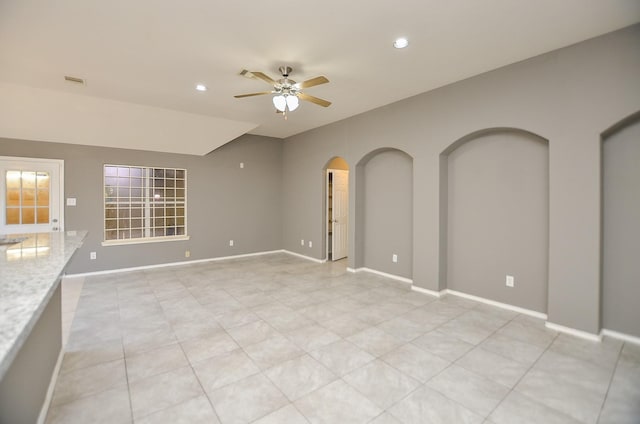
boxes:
[325,157,349,261]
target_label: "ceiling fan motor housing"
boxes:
[279,66,293,78]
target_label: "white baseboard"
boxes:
[348,267,413,284]
[66,249,285,277]
[545,321,602,342]
[601,329,640,345]
[346,267,357,273]
[411,285,445,298]
[282,250,327,264]
[37,348,64,424]
[446,289,548,320]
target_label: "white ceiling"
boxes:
[0,0,638,154]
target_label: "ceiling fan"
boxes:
[235,66,331,115]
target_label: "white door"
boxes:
[331,169,348,261]
[0,157,64,235]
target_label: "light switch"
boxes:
[66,197,77,206]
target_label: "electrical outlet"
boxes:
[185,250,190,258]
[301,239,305,246]
[308,241,312,248]
[90,251,97,260]
[506,275,515,287]
[392,254,398,263]
[229,240,234,247]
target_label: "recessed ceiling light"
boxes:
[393,38,409,49]
[195,84,207,92]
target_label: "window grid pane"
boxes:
[104,165,186,242]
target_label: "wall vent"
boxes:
[64,75,86,85]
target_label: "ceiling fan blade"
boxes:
[298,92,332,107]
[234,91,273,98]
[295,76,329,89]
[250,71,278,85]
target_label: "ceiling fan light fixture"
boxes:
[393,37,409,49]
[273,95,287,112]
[286,95,299,111]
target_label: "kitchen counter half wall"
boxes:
[0,231,87,379]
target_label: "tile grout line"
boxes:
[595,340,625,423]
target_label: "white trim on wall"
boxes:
[601,329,640,346]
[411,285,445,298]
[283,250,327,264]
[446,289,548,320]
[545,322,602,342]
[66,249,285,277]
[348,267,413,284]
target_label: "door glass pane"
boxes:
[6,188,20,207]
[37,188,49,206]
[6,208,19,224]
[22,208,35,224]
[6,171,21,207]
[36,207,49,224]
[22,172,36,189]
[22,189,36,206]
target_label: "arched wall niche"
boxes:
[354,148,413,279]
[601,110,640,338]
[440,128,550,312]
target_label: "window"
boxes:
[103,165,187,244]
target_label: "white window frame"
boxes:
[101,164,189,246]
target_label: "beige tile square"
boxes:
[52,359,127,407]
[135,395,220,424]
[309,339,375,376]
[342,360,420,409]
[264,354,337,400]
[208,373,289,424]
[388,385,483,424]
[427,365,510,417]
[129,366,204,419]
[180,330,239,364]
[252,404,308,424]
[381,343,450,383]
[347,327,405,357]
[46,385,131,424]
[226,319,280,347]
[125,343,189,382]
[294,380,382,424]
[193,348,260,393]
[285,324,341,352]
[243,334,305,369]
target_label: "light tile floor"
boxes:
[48,253,640,424]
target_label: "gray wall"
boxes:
[358,149,413,278]
[445,130,548,312]
[0,134,283,273]
[282,24,640,334]
[0,285,61,424]
[602,115,640,337]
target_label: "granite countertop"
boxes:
[0,230,87,380]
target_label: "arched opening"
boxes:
[355,148,413,279]
[323,156,350,261]
[601,111,640,338]
[441,128,549,313]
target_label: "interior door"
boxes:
[331,169,348,260]
[0,157,63,235]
